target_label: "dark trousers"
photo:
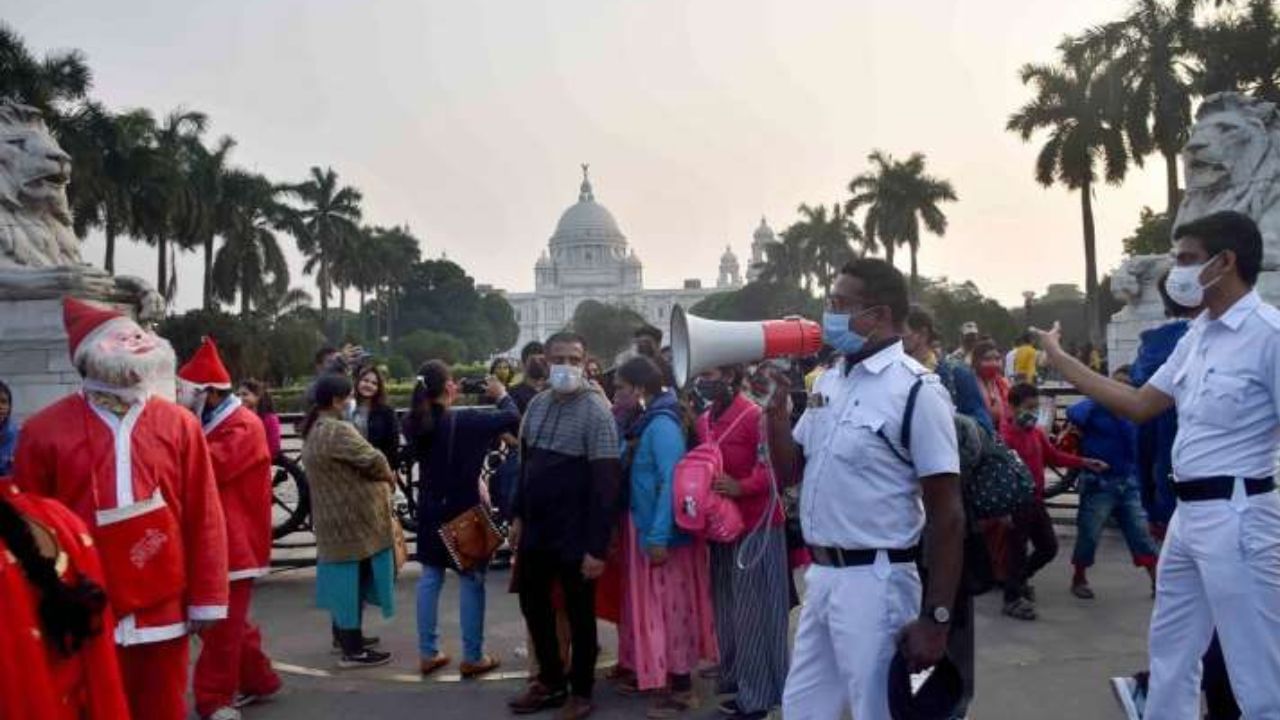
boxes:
[1004,502,1058,602]
[950,578,976,713]
[518,549,598,699]
[1203,633,1240,720]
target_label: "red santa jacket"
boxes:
[14,393,229,646]
[203,397,273,580]
[0,484,131,720]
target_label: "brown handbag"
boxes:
[435,413,504,572]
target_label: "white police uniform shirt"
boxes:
[1148,290,1280,479]
[1137,289,1280,720]
[792,340,960,550]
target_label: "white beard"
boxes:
[81,336,178,401]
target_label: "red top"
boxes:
[205,403,274,580]
[261,412,282,458]
[0,483,131,720]
[696,394,784,529]
[14,394,229,640]
[1000,422,1085,500]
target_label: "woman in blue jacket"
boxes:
[612,357,717,718]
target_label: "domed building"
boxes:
[502,166,752,355]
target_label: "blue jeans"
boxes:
[416,565,486,662]
[1071,472,1159,568]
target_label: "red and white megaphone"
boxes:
[669,305,823,387]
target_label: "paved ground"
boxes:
[232,528,1154,720]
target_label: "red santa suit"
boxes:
[0,483,131,720]
[181,338,282,716]
[13,298,229,720]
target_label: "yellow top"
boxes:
[1013,344,1038,383]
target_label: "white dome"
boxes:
[753,216,775,242]
[550,167,626,248]
[720,244,739,262]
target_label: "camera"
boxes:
[459,376,489,395]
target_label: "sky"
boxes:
[11,0,1170,311]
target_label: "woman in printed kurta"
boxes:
[613,357,717,718]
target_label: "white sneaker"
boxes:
[205,708,242,720]
[1110,675,1145,720]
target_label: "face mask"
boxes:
[549,364,583,394]
[1016,411,1038,429]
[979,362,1002,379]
[823,311,869,355]
[695,379,730,404]
[1165,254,1222,308]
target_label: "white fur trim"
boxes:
[228,567,270,581]
[114,614,187,646]
[188,605,229,621]
[86,398,145,506]
[202,395,242,435]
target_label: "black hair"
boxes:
[633,325,663,343]
[489,357,512,375]
[0,379,11,424]
[404,360,450,452]
[314,346,338,367]
[354,364,389,409]
[1114,364,1133,378]
[1174,210,1263,286]
[1017,332,1034,345]
[905,305,937,342]
[0,495,108,656]
[1008,382,1040,408]
[839,258,910,324]
[238,378,275,415]
[970,339,1000,371]
[545,331,587,354]
[617,356,666,396]
[1157,269,1199,318]
[301,373,353,438]
[520,341,545,364]
[524,356,549,382]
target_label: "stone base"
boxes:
[0,271,158,423]
[1,297,85,422]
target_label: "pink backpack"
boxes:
[673,410,750,542]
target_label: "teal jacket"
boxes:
[625,392,690,550]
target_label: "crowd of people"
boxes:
[0,209,1278,720]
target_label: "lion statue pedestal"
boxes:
[1107,92,1280,366]
[0,100,162,422]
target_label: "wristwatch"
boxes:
[926,605,951,625]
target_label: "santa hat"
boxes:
[62,297,132,364]
[177,337,232,389]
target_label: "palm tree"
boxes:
[1008,47,1133,345]
[845,151,957,288]
[283,166,363,326]
[182,135,236,310]
[0,23,91,117]
[757,230,808,289]
[259,286,314,321]
[782,203,862,297]
[1067,0,1198,215]
[211,171,289,317]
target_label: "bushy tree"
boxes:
[567,300,650,363]
[689,282,823,322]
[1122,206,1173,256]
[915,279,1019,349]
[397,329,467,367]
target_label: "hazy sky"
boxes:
[13,0,1170,311]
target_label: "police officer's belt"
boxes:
[808,545,920,567]
[1175,476,1275,502]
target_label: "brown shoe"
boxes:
[646,690,697,718]
[419,653,450,676]
[460,655,501,679]
[558,696,594,720]
[509,682,568,714]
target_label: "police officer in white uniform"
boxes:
[766,258,965,720]
[1037,211,1280,719]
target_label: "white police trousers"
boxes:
[1145,485,1280,720]
[782,552,920,720]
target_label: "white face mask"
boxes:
[1166,254,1222,309]
[548,364,583,394]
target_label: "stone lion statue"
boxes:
[1176,92,1280,269]
[0,100,81,268]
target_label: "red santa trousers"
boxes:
[194,579,281,716]
[118,637,189,720]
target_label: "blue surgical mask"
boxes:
[822,310,868,355]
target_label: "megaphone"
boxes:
[670,305,823,387]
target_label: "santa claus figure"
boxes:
[13,297,229,720]
[178,337,281,720]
